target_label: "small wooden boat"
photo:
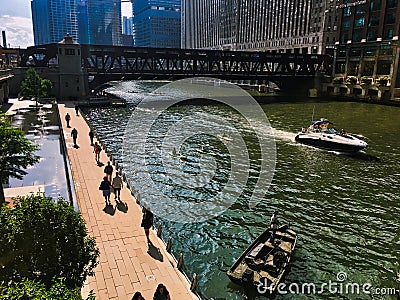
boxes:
[227,225,297,294]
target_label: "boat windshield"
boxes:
[322,128,337,134]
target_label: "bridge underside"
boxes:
[18,44,333,92]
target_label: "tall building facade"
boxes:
[333,0,400,99]
[182,0,340,54]
[31,0,78,45]
[77,0,122,45]
[32,0,122,46]
[123,16,133,35]
[133,0,181,48]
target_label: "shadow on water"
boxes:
[342,151,380,162]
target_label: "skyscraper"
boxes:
[31,0,78,45]
[77,0,122,45]
[133,0,181,48]
[183,0,339,54]
[123,16,133,35]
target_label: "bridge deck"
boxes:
[58,104,197,300]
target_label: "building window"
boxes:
[350,48,362,57]
[384,28,394,39]
[367,30,377,41]
[335,62,346,73]
[385,13,396,24]
[370,0,381,11]
[355,17,365,28]
[342,20,350,29]
[344,7,351,16]
[377,61,391,75]
[363,47,377,56]
[59,49,62,54]
[387,0,398,8]
[356,4,367,14]
[65,49,75,55]
[369,16,380,26]
[353,31,363,42]
[340,33,349,43]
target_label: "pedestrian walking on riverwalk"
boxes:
[93,142,101,161]
[141,207,154,244]
[71,128,78,147]
[153,283,171,300]
[89,130,94,146]
[65,113,71,128]
[99,176,112,205]
[132,291,145,300]
[104,161,113,183]
[112,173,123,200]
[74,104,79,116]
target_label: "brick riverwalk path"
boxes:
[58,103,197,300]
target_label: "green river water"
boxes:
[83,80,399,300]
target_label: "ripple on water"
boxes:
[82,82,400,300]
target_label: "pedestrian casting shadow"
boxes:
[103,204,116,216]
[116,200,128,213]
[97,161,104,167]
[147,242,163,262]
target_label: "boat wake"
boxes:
[272,128,297,142]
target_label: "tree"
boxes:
[0,194,99,289]
[21,68,52,100]
[0,113,39,204]
[0,278,95,300]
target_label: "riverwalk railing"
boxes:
[79,109,201,298]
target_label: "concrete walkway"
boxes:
[58,103,197,300]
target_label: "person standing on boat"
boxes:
[270,210,280,229]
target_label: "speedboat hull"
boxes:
[295,133,368,153]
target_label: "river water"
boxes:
[82,80,400,299]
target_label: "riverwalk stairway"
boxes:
[58,103,198,300]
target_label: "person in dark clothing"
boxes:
[104,161,113,183]
[93,142,101,161]
[71,128,78,146]
[99,176,111,205]
[141,207,154,243]
[74,104,79,116]
[65,113,71,128]
[89,130,94,146]
[132,291,145,300]
[153,283,171,300]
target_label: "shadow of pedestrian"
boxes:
[73,144,80,149]
[116,200,128,213]
[103,204,116,216]
[147,242,163,262]
[97,161,104,167]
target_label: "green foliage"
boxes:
[333,76,344,84]
[376,75,390,86]
[345,76,358,85]
[21,68,53,99]
[0,278,95,300]
[0,194,99,289]
[0,113,39,204]
[361,76,372,85]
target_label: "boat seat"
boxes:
[245,244,267,262]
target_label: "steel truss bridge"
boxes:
[17,44,333,89]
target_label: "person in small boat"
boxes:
[270,210,280,229]
[340,129,347,136]
[270,210,280,242]
[172,147,177,156]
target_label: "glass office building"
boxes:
[31,0,78,45]
[133,0,181,48]
[77,0,122,45]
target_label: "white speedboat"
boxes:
[295,119,368,153]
